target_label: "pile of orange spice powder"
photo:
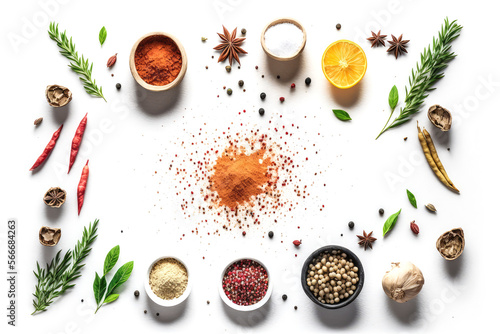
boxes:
[153,114,327,237]
[134,35,182,86]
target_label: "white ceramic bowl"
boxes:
[145,256,192,307]
[218,257,272,311]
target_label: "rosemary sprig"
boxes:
[376,18,462,139]
[48,22,106,101]
[32,219,99,315]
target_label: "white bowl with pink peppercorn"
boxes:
[219,257,273,311]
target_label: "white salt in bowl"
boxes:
[261,18,307,61]
[219,257,273,312]
[145,255,192,307]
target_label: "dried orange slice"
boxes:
[322,40,367,89]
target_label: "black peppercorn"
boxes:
[294,306,298,310]
[156,312,159,316]
[348,221,354,229]
[282,294,288,301]
[134,290,140,297]
[268,231,274,238]
[336,23,341,30]
[305,77,311,85]
[116,83,121,89]
[277,75,280,79]
[241,28,247,35]
[260,92,266,100]
[144,310,147,314]
[259,108,265,116]
[379,208,384,215]
[238,80,244,87]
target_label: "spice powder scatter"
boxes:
[154,114,326,237]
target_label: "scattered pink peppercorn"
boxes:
[293,240,302,246]
[291,83,296,88]
[242,231,246,236]
[280,97,285,102]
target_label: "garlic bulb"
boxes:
[382,262,424,303]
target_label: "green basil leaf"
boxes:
[93,273,101,305]
[99,26,107,46]
[332,109,352,121]
[383,209,402,236]
[103,294,119,304]
[388,85,399,110]
[106,261,134,298]
[103,245,120,276]
[93,272,107,305]
[406,189,417,208]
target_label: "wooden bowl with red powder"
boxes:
[129,32,187,91]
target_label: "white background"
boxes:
[1,0,499,333]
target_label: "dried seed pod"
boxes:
[39,226,61,246]
[43,187,67,208]
[436,228,465,260]
[34,117,43,126]
[107,53,117,67]
[428,104,452,131]
[45,85,72,107]
[425,203,437,212]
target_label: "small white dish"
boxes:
[218,257,272,312]
[145,256,191,307]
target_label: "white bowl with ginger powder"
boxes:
[145,256,191,307]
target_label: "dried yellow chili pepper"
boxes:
[417,122,459,193]
[422,128,459,192]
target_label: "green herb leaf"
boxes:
[406,189,417,208]
[32,219,99,315]
[48,23,106,101]
[376,18,462,138]
[383,209,402,236]
[333,109,352,121]
[93,273,101,305]
[99,26,107,46]
[106,261,134,298]
[103,294,119,304]
[388,85,399,110]
[103,245,120,276]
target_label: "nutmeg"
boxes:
[436,228,465,260]
[45,85,72,107]
[428,104,452,131]
[39,226,61,246]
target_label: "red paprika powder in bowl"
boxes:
[129,32,187,91]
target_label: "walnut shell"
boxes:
[428,104,452,131]
[39,226,61,246]
[45,85,72,107]
[436,228,464,260]
[43,187,66,208]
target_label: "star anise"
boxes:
[43,187,66,208]
[367,30,387,47]
[387,34,409,59]
[357,230,377,250]
[214,26,247,66]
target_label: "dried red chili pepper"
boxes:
[29,124,63,171]
[77,160,89,215]
[68,113,88,173]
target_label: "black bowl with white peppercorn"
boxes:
[301,245,364,309]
